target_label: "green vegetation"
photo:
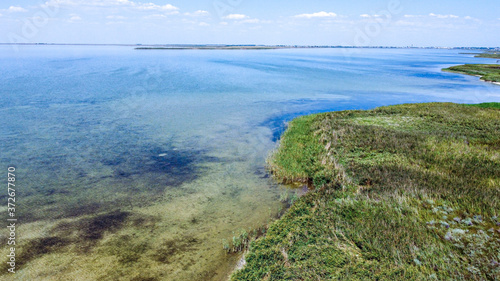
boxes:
[223,227,267,254]
[466,102,500,109]
[231,103,500,280]
[459,52,500,59]
[475,52,500,59]
[443,64,500,83]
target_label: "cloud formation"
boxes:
[429,13,458,19]
[404,13,461,19]
[41,0,179,13]
[135,3,178,12]
[69,14,82,21]
[184,10,210,17]
[107,15,126,19]
[240,18,260,24]
[0,0,496,46]
[223,14,248,20]
[7,6,28,13]
[294,11,337,19]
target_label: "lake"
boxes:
[1,46,499,280]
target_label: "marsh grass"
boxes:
[232,103,500,280]
[443,64,500,83]
[467,102,500,109]
[475,52,500,59]
[223,228,268,254]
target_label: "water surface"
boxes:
[1,46,500,280]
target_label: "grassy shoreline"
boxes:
[458,52,500,59]
[443,64,500,83]
[475,52,500,59]
[443,50,500,84]
[231,102,500,280]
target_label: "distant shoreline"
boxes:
[0,43,499,50]
[135,46,284,50]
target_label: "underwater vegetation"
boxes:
[14,141,219,223]
[0,136,280,280]
[232,102,500,280]
[221,188,302,256]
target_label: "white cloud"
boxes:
[199,22,209,26]
[221,14,264,24]
[136,3,178,12]
[107,15,126,19]
[294,11,337,19]
[42,0,179,13]
[70,15,82,21]
[43,0,132,7]
[219,21,228,25]
[396,12,483,30]
[223,14,248,20]
[360,14,386,19]
[144,14,166,19]
[404,13,464,20]
[240,18,260,24]
[429,13,459,19]
[463,16,479,22]
[7,6,28,13]
[184,10,209,17]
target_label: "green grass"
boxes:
[231,103,500,281]
[443,64,500,83]
[475,52,500,59]
[466,102,500,109]
[459,52,500,59]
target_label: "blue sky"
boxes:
[1,0,499,46]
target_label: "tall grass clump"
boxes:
[223,228,267,254]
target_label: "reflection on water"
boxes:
[1,46,500,280]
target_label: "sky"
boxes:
[0,0,499,47]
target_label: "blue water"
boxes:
[1,45,499,280]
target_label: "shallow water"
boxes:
[1,46,500,280]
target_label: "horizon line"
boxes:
[0,43,499,49]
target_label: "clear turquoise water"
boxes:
[1,46,499,280]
